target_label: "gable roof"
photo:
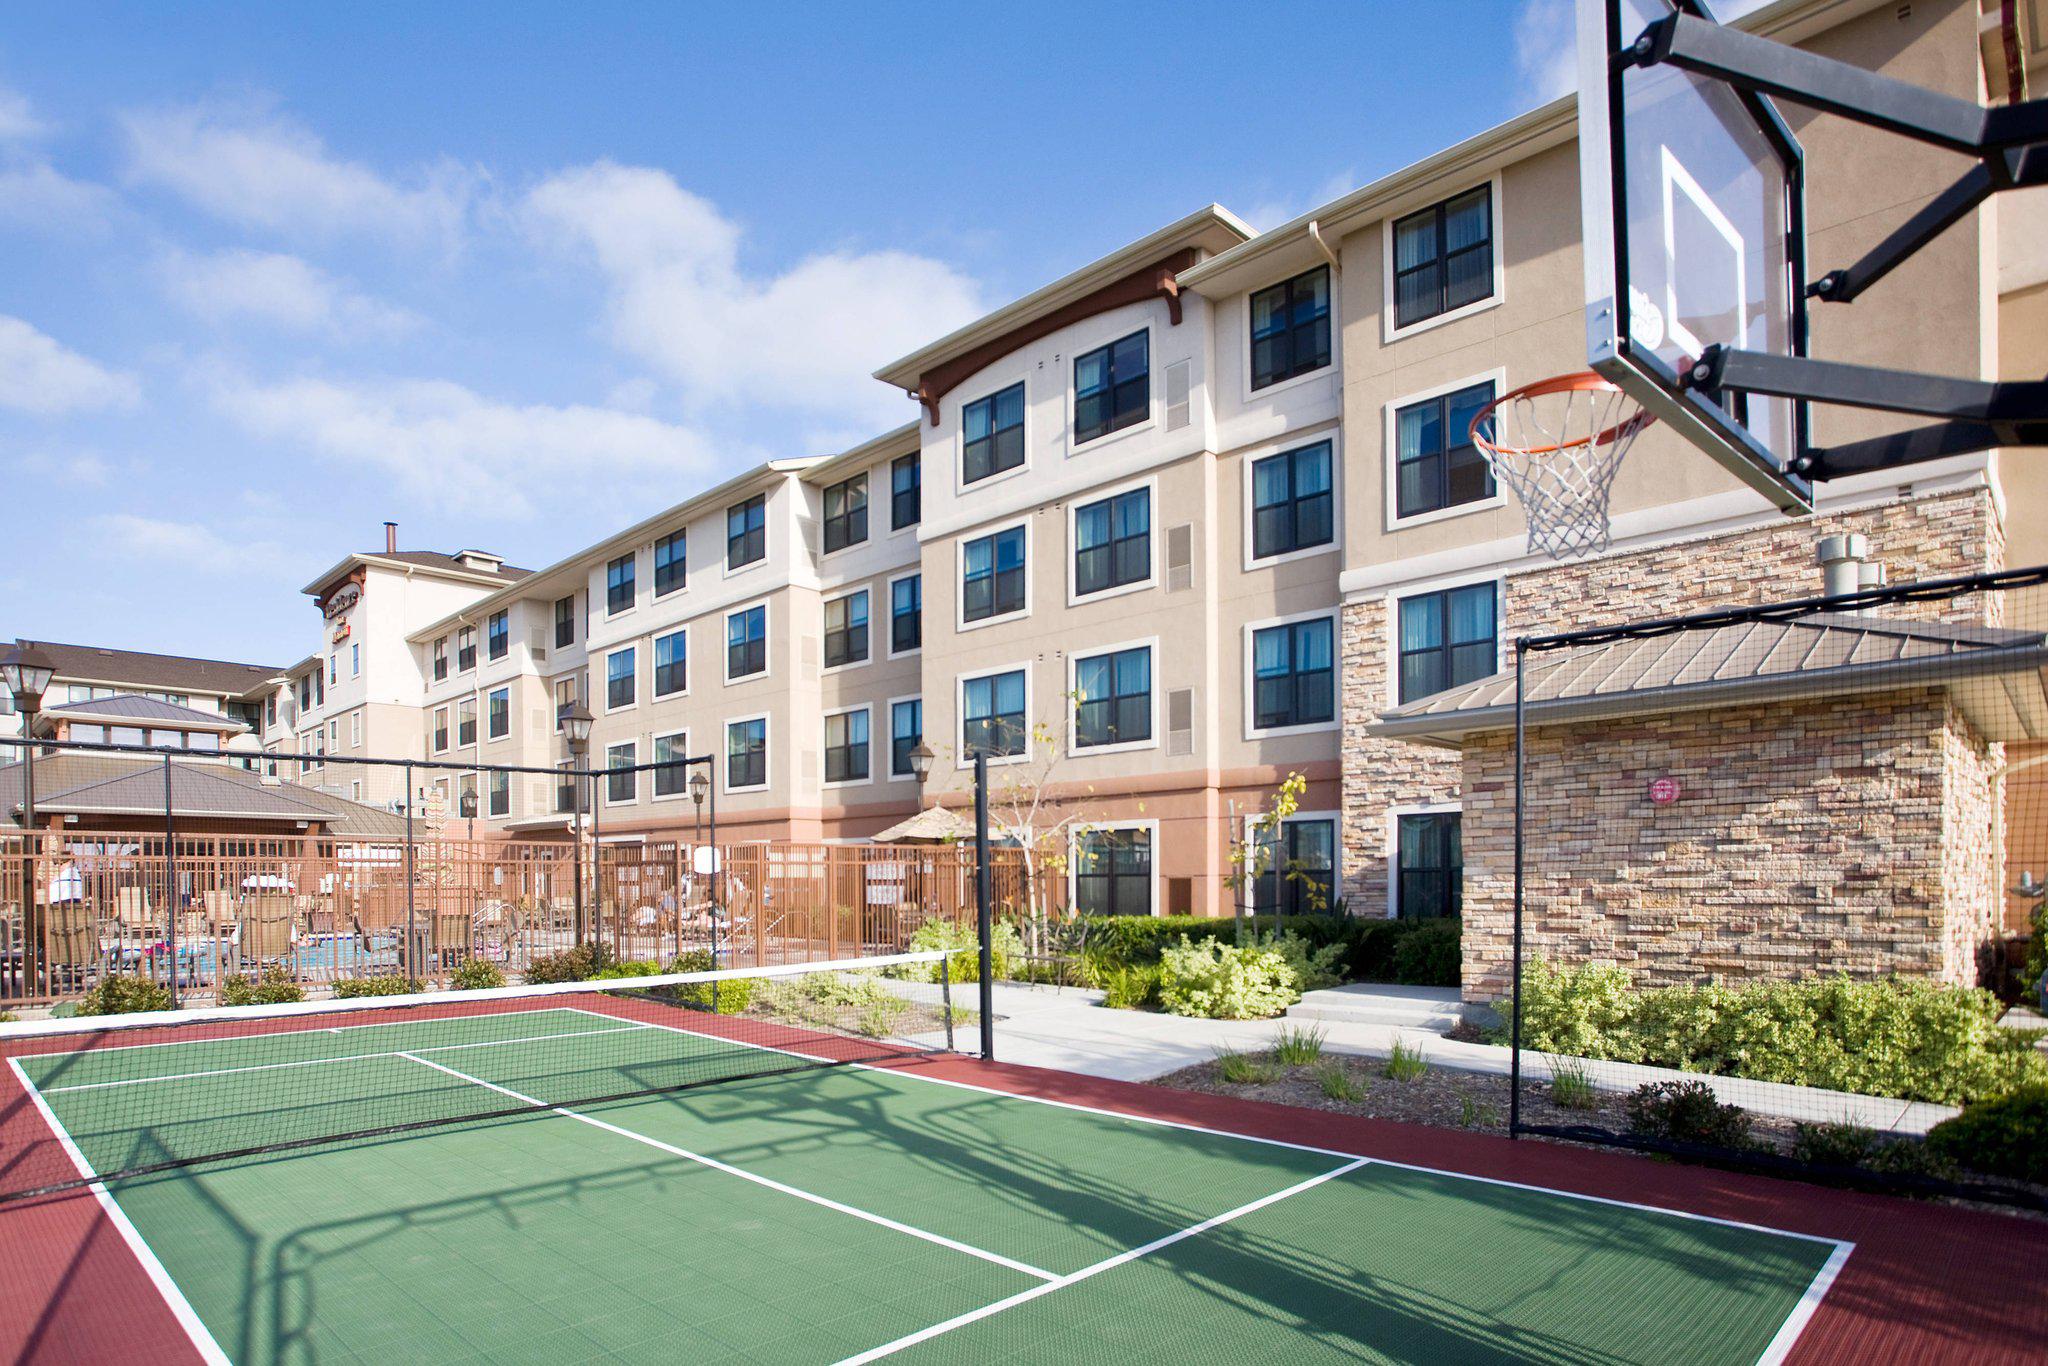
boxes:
[44,694,250,732]
[6,640,284,699]
[1372,612,2048,746]
[0,753,407,838]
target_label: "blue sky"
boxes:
[0,0,1579,665]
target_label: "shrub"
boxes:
[662,949,755,1014]
[753,970,906,1037]
[1548,1058,1599,1111]
[1924,1084,2048,1185]
[1383,1039,1430,1082]
[332,974,421,999]
[450,959,506,992]
[219,966,305,1006]
[1459,1096,1499,1129]
[1157,937,1302,1020]
[1257,932,1345,994]
[1785,1120,1956,1179]
[0,1010,15,1023]
[1313,1060,1368,1102]
[1626,1080,1755,1149]
[1214,1047,1278,1085]
[1096,963,1162,1011]
[523,943,618,985]
[903,918,1023,984]
[1271,1023,1326,1066]
[1502,960,2047,1106]
[1080,914,1358,971]
[1390,917,1461,987]
[76,975,174,1015]
[593,960,664,980]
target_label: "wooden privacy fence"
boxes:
[0,831,1036,1005]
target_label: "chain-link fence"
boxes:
[0,738,1025,1007]
[1504,564,2048,1209]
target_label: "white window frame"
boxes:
[1381,367,1509,531]
[1381,174,1507,344]
[1383,573,1505,710]
[821,586,872,675]
[651,626,689,701]
[604,551,638,619]
[955,660,1034,770]
[651,528,688,600]
[885,451,921,541]
[602,644,639,715]
[724,492,771,579]
[1385,800,1461,920]
[1067,818,1162,918]
[603,740,639,807]
[350,643,360,677]
[1065,322,1158,456]
[723,712,772,794]
[1241,606,1342,741]
[818,470,870,560]
[486,686,510,741]
[885,692,923,781]
[1066,475,1159,606]
[650,728,692,803]
[349,711,362,749]
[1065,636,1160,757]
[1240,809,1343,916]
[351,780,363,802]
[431,706,450,754]
[1238,264,1340,405]
[955,516,1032,633]
[885,569,923,661]
[722,598,772,685]
[821,703,874,790]
[955,375,1033,498]
[1241,426,1343,571]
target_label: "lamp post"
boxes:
[906,741,992,1061]
[459,786,478,843]
[562,703,594,949]
[3,642,55,998]
[688,766,712,963]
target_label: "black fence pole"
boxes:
[1509,641,1528,1138]
[592,769,603,960]
[974,750,994,1061]
[403,761,417,982]
[163,753,178,1007]
[708,758,719,969]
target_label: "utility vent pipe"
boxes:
[1816,533,1868,598]
[384,521,398,553]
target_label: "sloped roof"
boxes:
[0,754,406,838]
[45,694,250,731]
[1373,612,2048,746]
[369,550,532,582]
[869,805,975,844]
[7,640,283,698]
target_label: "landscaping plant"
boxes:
[663,949,755,1013]
[1383,1039,1430,1082]
[1213,1047,1279,1085]
[75,974,174,1015]
[331,974,421,999]
[1547,1057,1599,1111]
[1625,1080,1755,1149]
[449,959,507,991]
[1157,936,1302,1020]
[1313,1059,1369,1102]
[1923,1084,2048,1186]
[1271,1023,1327,1066]
[219,966,306,1006]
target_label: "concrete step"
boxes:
[1286,983,1464,1031]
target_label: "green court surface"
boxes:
[17,1008,1847,1364]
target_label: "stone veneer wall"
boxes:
[1457,688,2000,1003]
[1341,486,2003,911]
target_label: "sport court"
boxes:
[8,981,1847,1365]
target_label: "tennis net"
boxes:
[0,950,958,1202]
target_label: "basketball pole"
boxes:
[1509,640,1528,1139]
[975,749,994,1062]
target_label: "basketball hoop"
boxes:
[1469,371,1655,561]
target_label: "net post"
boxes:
[940,948,956,1052]
[163,752,178,1008]
[1509,639,1528,1138]
[974,750,994,1062]
[592,771,603,961]
[403,760,417,982]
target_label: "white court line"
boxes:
[1759,1240,1854,1366]
[5,1058,231,1366]
[835,1157,1371,1364]
[398,1051,1058,1284]
[38,1020,656,1094]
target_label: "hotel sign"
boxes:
[323,582,362,619]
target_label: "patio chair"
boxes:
[238,893,294,963]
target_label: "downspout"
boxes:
[1306,219,1341,271]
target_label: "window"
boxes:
[606,647,636,710]
[727,494,766,568]
[487,687,509,739]
[553,676,577,731]
[1397,812,1462,918]
[1073,488,1150,596]
[328,654,338,685]
[1250,266,1332,389]
[1074,330,1149,445]
[313,671,323,706]
[1392,185,1494,330]
[606,553,635,615]
[1394,381,1496,519]
[962,526,1026,623]
[432,636,448,682]
[654,530,686,596]
[654,629,687,697]
[727,718,767,789]
[432,707,449,752]
[962,669,1026,759]
[457,626,476,672]
[265,696,277,727]
[1251,442,1335,560]
[891,453,920,529]
[653,731,689,797]
[1074,828,1152,916]
[824,709,870,784]
[606,742,637,804]
[555,762,576,814]
[456,698,476,747]
[1251,818,1336,916]
[890,698,922,778]
[1251,617,1335,730]
[554,595,576,648]
[823,591,869,669]
[487,610,509,661]
[823,474,868,554]
[726,605,767,679]
[349,712,361,748]
[963,382,1025,485]
[890,575,921,654]
[351,643,361,676]
[1073,646,1152,749]
[488,770,510,818]
[1398,584,1497,702]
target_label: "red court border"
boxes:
[3,994,2043,1364]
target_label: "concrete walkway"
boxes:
[970,980,1960,1136]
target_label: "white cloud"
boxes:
[202,366,728,518]
[0,315,140,415]
[157,247,420,336]
[1514,0,1580,107]
[1245,168,1360,235]
[0,162,120,231]
[90,513,294,577]
[120,99,473,246]
[14,449,124,488]
[0,84,44,142]
[523,162,984,424]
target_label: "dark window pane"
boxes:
[1392,188,1495,328]
[607,554,635,614]
[1073,331,1149,444]
[1250,267,1332,390]
[891,575,922,653]
[964,383,1026,485]
[654,531,686,596]
[891,454,920,529]
[823,474,868,554]
[727,495,767,567]
[1251,442,1335,559]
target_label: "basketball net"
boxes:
[1469,373,1655,561]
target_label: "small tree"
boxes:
[1222,772,1332,938]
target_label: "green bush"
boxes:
[1213,1047,1278,1085]
[1271,1023,1326,1066]
[76,975,174,1015]
[1548,1058,1599,1111]
[219,966,306,1006]
[522,943,619,984]
[1383,1039,1430,1082]
[0,1010,15,1024]
[1924,1084,2048,1185]
[1258,931,1345,993]
[660,949,755,1013]
[450,959,506,992]
[754,971,906,1037]
[1390,917,1461,986]
[1503,959,2048,1105]
[1313,1060,1368,1102]
[903,918,1023,984]
[1627,1080,1755,1149]
[593,959,664,980]
[1096,962,1162,1011]
[1157,937,1302,1019]
[332,974,421,998]
[2022,898,2048,1004]
[1080,914,1356,969]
